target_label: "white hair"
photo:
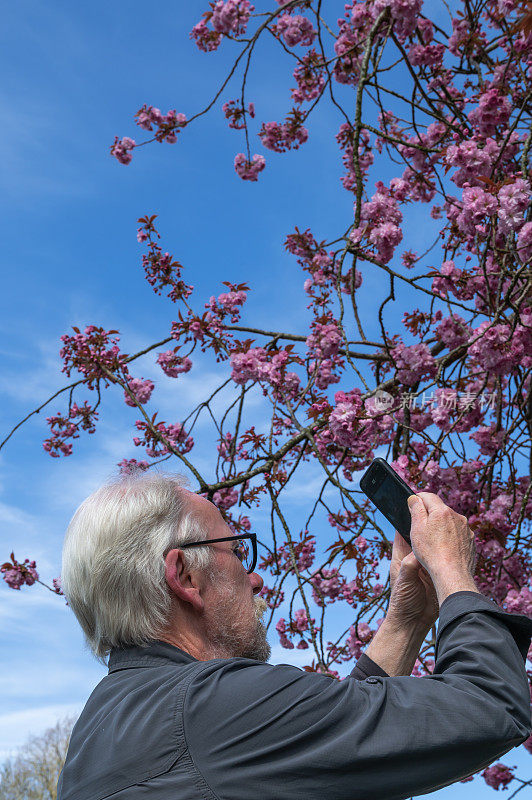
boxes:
[61,469,214,664]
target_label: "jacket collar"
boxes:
[107,640,198,673]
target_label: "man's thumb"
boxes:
[407,495,423,514]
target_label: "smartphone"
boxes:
[359,457,416,545]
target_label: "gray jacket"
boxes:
[58,590,532,800]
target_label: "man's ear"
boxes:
[164,549,205,612]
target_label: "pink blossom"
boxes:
[110,136,135,165]
[306,321,342,359]
[234,153,265,181]
[230,347,301,399]
[468,88,512,136]
[497,179,531,235]
[434,313,472,349]
[345,621,373,658]
[401,250,417,269]
[223,100,255,129]
[266,535,316,574]
[329,388,363,447]
[468,320,528,377]
[190,18,222,52]
[43,401,99,458]
[431,259,475,301]
[456,186,498,236]
[294,538,315,571]
[157,351,193,378]
[133,420,194,458]
[260,585,284,610]
[482,764,516,791]
[445,138,499,188]
[372,0,422,43]
[368,221,403,263]
[308,356,343,389]
[276,618,294,649]
[516,221,532,263]
[408,43,445,67]
[291,50,325,103]
[390,341,437,386]
[140,231,193,303]
[360,187,403,225]
[59,325,126,389]
[124,378,154,407]
[334,23,363,85]
[350,185,404,261]
[274,14,316,47]
[426,388,455,432]
[212,0,254,35]
[212,487,239,510]
[504,586,532,616]
[336,125,373,190]
[217,432,248,461]
[469,424,507,457]
[311,568,343,605]
[448,16,471,56]
[206,287,247,323]
[1,556,39,590]
[284,227,318,257]
[292,608,314,633]
[259,114,308,152]
[135,105,187,144]
[118,458,150,475]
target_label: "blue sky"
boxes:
[1,0,530,794]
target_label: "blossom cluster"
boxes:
[230,346,302,400]
[59,326,127,389]
[222,100,255,130]
[124,378,154,407]
[138,215,194,303]
[275,608,316,649]
[157,351,193,378]
[135,105,187,144]
[110,136,135,165]
[291,50,325,103]
[205,282,248,324]
[1,554,38,590]
[43,402,99,457]
[133,420,194,458]
[259,109,308,153]
[259,534,316,575]
[272,14,316,47]
[117,458,150,475]
[349,183,404,263]
[190,0,254,51]
[233,153,265,181]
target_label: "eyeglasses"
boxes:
[179,533,257,574]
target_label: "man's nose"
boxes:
[250,571,264,594]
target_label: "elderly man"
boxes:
[57,471,532,800]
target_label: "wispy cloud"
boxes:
[0,704,83,763]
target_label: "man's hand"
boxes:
[387,530,439,631]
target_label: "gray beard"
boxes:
[207,593,272,662]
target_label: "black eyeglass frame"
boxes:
[179,533,258,574]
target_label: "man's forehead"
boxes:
[180,489,225,534]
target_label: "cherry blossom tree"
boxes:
[2,0,532,792]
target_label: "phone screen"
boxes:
[360,458,414,543]
[372,476,411,541]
